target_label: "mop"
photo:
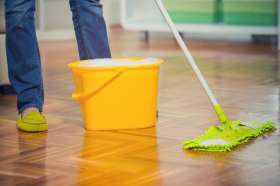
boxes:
[154,0,276,152]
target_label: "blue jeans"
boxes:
[5,0,111,113]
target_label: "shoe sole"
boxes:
[17,122,48,132]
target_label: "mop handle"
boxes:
[154,0,229,123]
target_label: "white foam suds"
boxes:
[79,58,160,67]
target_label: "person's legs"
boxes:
[5,0,47,132]
[5,0,44,114]
[69,0,111,59]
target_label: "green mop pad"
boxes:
[183,120,276,152]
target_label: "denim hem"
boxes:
[18,104,43,114]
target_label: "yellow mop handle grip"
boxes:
[214,104,229,124]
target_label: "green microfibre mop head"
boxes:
[183,120,276,152]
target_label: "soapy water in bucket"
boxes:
[78,58,160,67]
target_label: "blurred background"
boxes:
[25,0,279,41]
[0,0,279,90]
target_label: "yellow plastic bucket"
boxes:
[68,58,163,130]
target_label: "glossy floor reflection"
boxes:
[0,27,280,186]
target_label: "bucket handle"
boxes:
[72,69,125,101]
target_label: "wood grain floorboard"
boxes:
[0,26,279,186]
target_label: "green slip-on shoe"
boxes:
[17,111,48,132]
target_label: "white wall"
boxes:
[36,0,121,40]
[41,0,73,30]
[103,0,121,25]
[38,0,120,30]
[0,34,9,85]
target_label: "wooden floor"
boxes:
[0,27,280,186]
